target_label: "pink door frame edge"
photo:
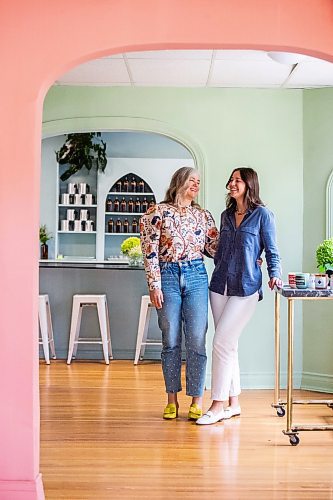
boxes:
[1,1,333,498]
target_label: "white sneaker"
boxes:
[196,409,225,425]
[223,405,241,419]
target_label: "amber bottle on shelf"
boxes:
[106,199,112,212]
[130,177,137,193]
[149,198,155,208]
[120,197,127,212]
[107,218,114,233]
[135,198,141,213]
[116,218,122,233]
[116,179,122,192]
[123,218,129,233]
[113,197,120,212]
[141,197,148,213]
[128,198,134,213]
[132,218,138,233]
[123,177,129,192]
[138,179,144,193]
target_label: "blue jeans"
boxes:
[157,259,208,397]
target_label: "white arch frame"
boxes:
[42,116,207,207]
[326,170,333,239]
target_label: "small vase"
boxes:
[128,255,142,267]
[40,243,48,260]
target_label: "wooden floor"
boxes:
[40,361,333,499]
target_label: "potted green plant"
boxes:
[39,225,53,260]
[316,237,333,276]
[56,132,107,181]
[120,236,142,266]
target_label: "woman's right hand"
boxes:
[149,289,164,309]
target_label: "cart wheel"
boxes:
[276,407,285,417]
[289,435,300,446]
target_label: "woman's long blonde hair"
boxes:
[162,166,201,208]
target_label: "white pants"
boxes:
[210,290,258,402]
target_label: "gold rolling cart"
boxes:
[272,286,333,446]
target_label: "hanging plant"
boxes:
[56,132,107,181]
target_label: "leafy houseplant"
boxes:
[56,132,107,182]
[316,238,333,275]
[39,225,53,260]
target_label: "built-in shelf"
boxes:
[105,212,144,216]
[58,231,97,234]
[105,232,139,236]
[59,204,97,208]
[107,192,154,196]
[104,174,156,260]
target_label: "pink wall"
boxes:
[0,1,333,498]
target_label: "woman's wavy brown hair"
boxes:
[226,167,264,211]
[162,166,201,208]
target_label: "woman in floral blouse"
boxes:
[140,166,219,420]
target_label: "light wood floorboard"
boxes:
[40,361,333,499]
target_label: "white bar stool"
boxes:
[134,295,162,365]
[38,294,56,365]
[67,294,113,365]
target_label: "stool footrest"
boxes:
[74,338,111,344]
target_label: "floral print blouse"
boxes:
[140,203,219,290]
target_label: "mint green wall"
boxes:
[43,86,304,389]
[303,89,333,392]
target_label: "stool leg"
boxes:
[104,297,113,360]
[39,298,50,365]
[97,299,110,365]
[67,298,81,364]
[140,306,152,361]
[72,305,83,359]
[46,298,56,359]
[134,297,149,365]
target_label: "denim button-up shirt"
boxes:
[210,206,281,301]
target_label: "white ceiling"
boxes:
[55,50,333,89]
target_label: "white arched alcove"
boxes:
[42,116,207,207]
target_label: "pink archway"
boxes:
[1,1,333,498]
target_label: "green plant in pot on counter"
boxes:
[39,225,53,260]
[121,237,143,266]
[316,237,333,277]
[56,132,107,181]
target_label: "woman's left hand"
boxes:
[268,277,283,290]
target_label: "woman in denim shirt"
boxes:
[197,167,282,425]
[140,167,219,420]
